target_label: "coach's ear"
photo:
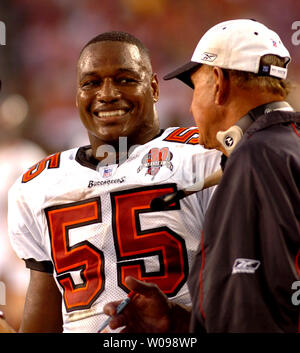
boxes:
[213,66,229,106]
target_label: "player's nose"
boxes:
[97,78,121,103]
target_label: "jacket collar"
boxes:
[236,101,294,136]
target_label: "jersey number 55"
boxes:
[45,185,189,312]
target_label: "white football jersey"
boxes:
[8,127,221,332]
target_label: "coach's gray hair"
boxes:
[225,55,291,97]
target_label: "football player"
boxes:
[5,31,220,332]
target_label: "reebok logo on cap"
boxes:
[200,52,217,62]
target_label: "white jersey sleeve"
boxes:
[8,195,53,273]
[7,152,62,272]
[192,149,222,216]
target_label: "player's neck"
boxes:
[88,127,161,165]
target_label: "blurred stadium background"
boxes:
[0,0,299,330]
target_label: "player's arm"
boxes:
[103,276,191,333]
[19,269,63,333]
[7,181,63,332]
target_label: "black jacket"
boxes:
[188,108,300,332]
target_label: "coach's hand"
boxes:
[103,276,191,333]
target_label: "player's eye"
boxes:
[81,79,100,88]
[117,77,137,84]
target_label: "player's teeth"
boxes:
[97,110,127,118]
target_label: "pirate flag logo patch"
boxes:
[137,147,173,180]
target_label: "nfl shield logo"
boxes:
[103,167,113,178]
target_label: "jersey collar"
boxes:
[75,129,165,171]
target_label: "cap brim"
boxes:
[163,61,201,88]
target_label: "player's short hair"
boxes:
[79,31,152,71]
[224,55,291,98]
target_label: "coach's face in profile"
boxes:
[189,65,227,152]
[76,41,159,149]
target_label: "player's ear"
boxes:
[213,67,229,105]
[151,73,159,103]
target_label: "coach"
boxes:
[165,18,300,332]
[104,19,300,333]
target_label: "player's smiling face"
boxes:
[76,41,159,149]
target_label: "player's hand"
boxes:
[103,276,191,333]
[103,276,172,333]
[0,317,16,333]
